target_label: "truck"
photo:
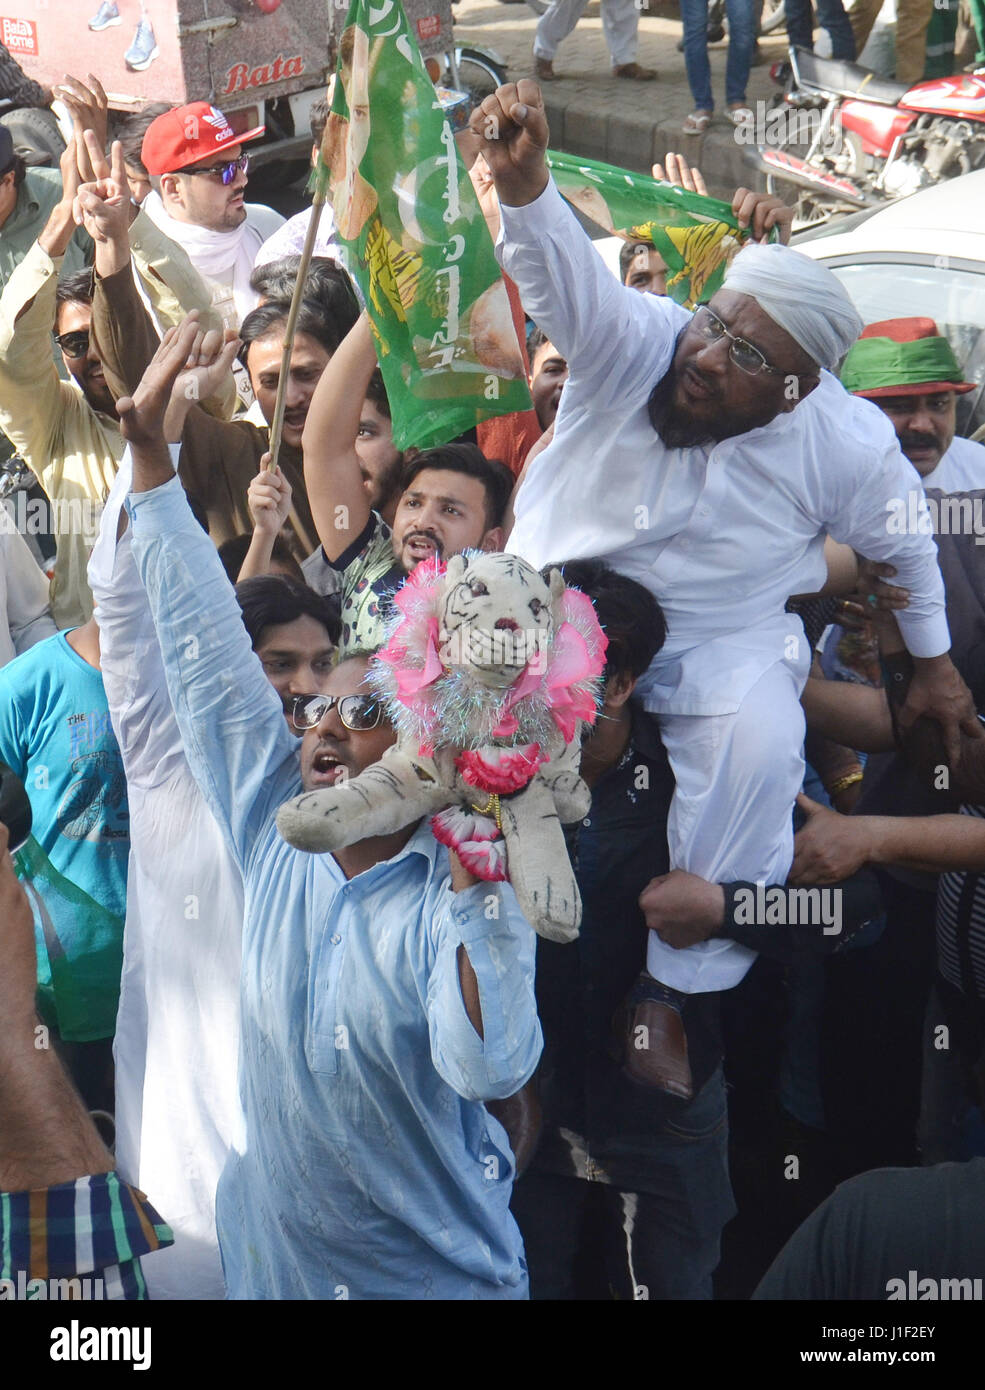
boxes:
[3,0,337,177]
[1,1,502,179]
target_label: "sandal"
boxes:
[726,104,754,126]
[682,110,712,134]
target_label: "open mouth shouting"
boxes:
[308,744,349,786]
[402,531,443,565]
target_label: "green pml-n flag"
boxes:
[316,2,532,450]
[546,150,772,310]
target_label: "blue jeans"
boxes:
[784,0,857,60]
[680,0,756,110]
[511,1067,736,1299]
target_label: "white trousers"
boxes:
[646,660,807,993]
[533,0,640,66]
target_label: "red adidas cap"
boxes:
[141,101,265,176]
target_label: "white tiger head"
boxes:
[438,552,565,688]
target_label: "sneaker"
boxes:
[125,19,159,71]
[88,1,121,31]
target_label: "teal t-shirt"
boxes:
[0,630,128,1039]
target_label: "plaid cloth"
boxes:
[0,1172,173,1299]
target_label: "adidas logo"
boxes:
[203,106,234,140]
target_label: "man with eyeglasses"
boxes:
[0,132,259,629]
[475,81,976,1099]
[139,103,284,333]
[86,420,340,1299]
[115,318,541,1299]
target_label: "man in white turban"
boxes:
[472,82,980,1100]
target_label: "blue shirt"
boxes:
[0,631,128,1039]
[129,475,542,1300]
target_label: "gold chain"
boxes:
[470,791,502,831]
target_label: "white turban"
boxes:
[721,241,863,372]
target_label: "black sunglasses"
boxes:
[54,329,91,358]
[174,153,249,186]
[289,693,383,733]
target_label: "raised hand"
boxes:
[467,80,550,208]
[172,321,241,412]
[52,73,109,160]
[74,136,130,246]
[248,456,293,538]
[117,319,201,452]
[38,136,83,259]
[652,152,708,196]
[731,187,794,245]
[117,314,235,450]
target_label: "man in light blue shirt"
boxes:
[122,319,542,1300]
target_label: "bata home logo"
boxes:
[221,52,304,96]
[417,14,442,39]
[1,16,38,55]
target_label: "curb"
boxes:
[542,99,770,198]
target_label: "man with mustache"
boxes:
[0,132,245,629]
[138,103,283,334]
[474,80,978,1099]
[119,319,541,1298]
[302,313,515,654]
[840,318,984,489]
[80,143,359,569]
[87,404,338,1296]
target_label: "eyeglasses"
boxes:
[690,305,784,377]
[54,329,90,358]
[175,153,249,185]
[289,693,383,733]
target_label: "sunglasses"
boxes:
[690,305,784,377]
[175,153,249,185]
[289,693,383,733]
[54,329,90,358]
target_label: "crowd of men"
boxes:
[2,58,985,1305]
[530,0,985,131]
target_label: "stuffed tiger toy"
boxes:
[276,551,608,943]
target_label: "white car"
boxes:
[794,171,985,436]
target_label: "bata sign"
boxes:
[1,16,37,55]
[221,52,304,95]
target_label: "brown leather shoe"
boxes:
[621,999,694,1099]
[487,1081,543,1177]
[613,62,658,80]
[534,56,557,81]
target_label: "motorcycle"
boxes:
[746,46,985,225]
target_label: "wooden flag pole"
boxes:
[264,188,327,472]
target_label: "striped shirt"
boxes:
[936,804,985,1000]
[0,1172,173,1299]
